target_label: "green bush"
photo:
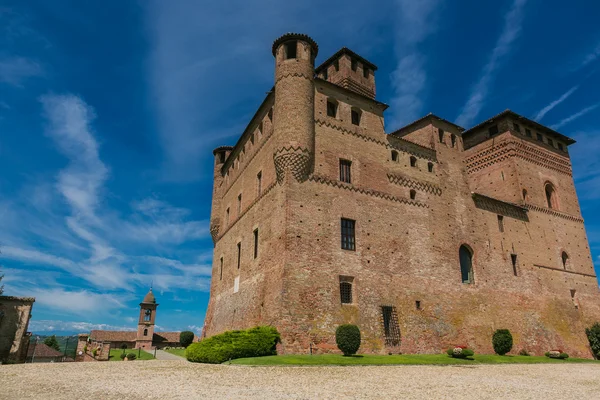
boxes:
[120,343,128,350]
[492,329,513,355]
[119,352,126,360]
[518,349,530,356]
[92,349,98,357]
[335,325,361,356]
[180,331,195,348]
[186,326,280,364]
[585,322,600,359]
[446,347,475,358]
[545,350,568,359]
[126,352,137,360]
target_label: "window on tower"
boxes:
[285,41,297,59]
[144,309,151,322]
[143,328,148,336]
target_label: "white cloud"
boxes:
[456,0,528,127]
[187,325,203,335]
[21,288,125,315]
[29,320,135,333]
[387,0,441,128]
[534,85,578,121]
[550,104,599,130]
[0,56,43,86]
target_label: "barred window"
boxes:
[339,159,352,183]
[339,276,353,304]
[341,218,356,251]
[381,305,401,347]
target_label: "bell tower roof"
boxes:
[141,288,156,304]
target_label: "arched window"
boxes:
[143,328,148,336]
[562,252,569,270]
[410,189,416,200]
[459,245,474,284]
[144,309,151,322]
[545,182,558,209]
[391,150,398,162]
[410,156,417,167]
[522,189,528,201]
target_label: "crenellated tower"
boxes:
[210,146,233,244]
[271,33,318,183]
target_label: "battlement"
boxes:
[315,47,377,99]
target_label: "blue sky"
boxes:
[0,0,599,335]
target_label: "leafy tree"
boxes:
[335,324,361,356]
[585,323,600,359]
[492,329,513,355]
[179,331,195,348]
[44,335,61,352]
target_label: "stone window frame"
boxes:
[341,218,356,251]
[459,244,475,284]
[339,275,354,305]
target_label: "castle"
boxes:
[203,33,599,357]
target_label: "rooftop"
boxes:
[390,113,465,137]
[315,47,378,74]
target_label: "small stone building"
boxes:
[203,33,600,358]
[77,289,192,359]
[0,295,35,363]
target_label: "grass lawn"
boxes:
[164,348,187,358]
[108,348,154,361]
[229,353,600,366]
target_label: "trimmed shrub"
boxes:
[119,352,126,360]
[186,326,280,364]
[446,346,475,359]
[126,352,137,360]
[492,329,513,355]
[545,350,568,359]
[585,322,600,359]
[180,331,195,348]
[518,349,530,356]
[120,343,128,350]
[335,325,361,356]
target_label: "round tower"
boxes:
[271,33,318,183]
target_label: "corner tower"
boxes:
[272,33,318,183]
[135,288,158,349]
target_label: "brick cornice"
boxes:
[275,71,312,84]
[387,173,442,196]
[315,118,437,161]
[309,174,428,208]
[525,203,584,223]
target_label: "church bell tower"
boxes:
[135,288,158,349]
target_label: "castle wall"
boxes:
[0,296,34,363]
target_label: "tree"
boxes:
[44,335,61,352]
[585,323,600,359]
[180,331,195,348]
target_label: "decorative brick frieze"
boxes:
[525,203,584,223]
[273,147,312,183]
[387,173,442,196]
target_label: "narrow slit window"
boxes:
[256,171,262,196]
[253,229,259,259]
[226,208,230,225]
[351,109,361,126]
[351,58,357,71]
[438,129,444,143]
[511,254,518,276]
[363,67,369,78]
[497,215,504,232]
[220,257,223,281]
[341,218,356,251]
[562,252,569,270]
[415,300,421,310]
[410,156,417,167]
[522,189,528,201]
[459,245,474,284]
[237,194,242,215]
[428,162,434,173]
[334,59,339,71]
[451,134,456,148]
[285,41,297,59]
[237,242,241,269]
[410,189,416,200]
[339,159,352,183]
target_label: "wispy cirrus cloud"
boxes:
[550,103,599,130]
[0,56,43,86]
[29,320,135,333]
[387,0,441,128]
[534,85,579,121]
[456,0,528,127]
[574,41,600,71]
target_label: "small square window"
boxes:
[513,123,521,132]
[391,150,398,162]
[548,138,554,147]
[536,133,543,142]
[525,129,532,137]
[285,41,297,59]
[363,67,369,78]
[558,143,564,151]
[351,58,357,71]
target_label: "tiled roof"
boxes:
[27,343,63,358]
[153,332,183,343]
[90,330,136,342]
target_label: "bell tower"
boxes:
[135,288,158,349]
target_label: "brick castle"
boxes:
[203,33,599,357]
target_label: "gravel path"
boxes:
[154,350,184,360]
[2,360,599,399]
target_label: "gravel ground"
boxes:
[2,360,599,399]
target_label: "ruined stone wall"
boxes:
[0,296,34,363]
